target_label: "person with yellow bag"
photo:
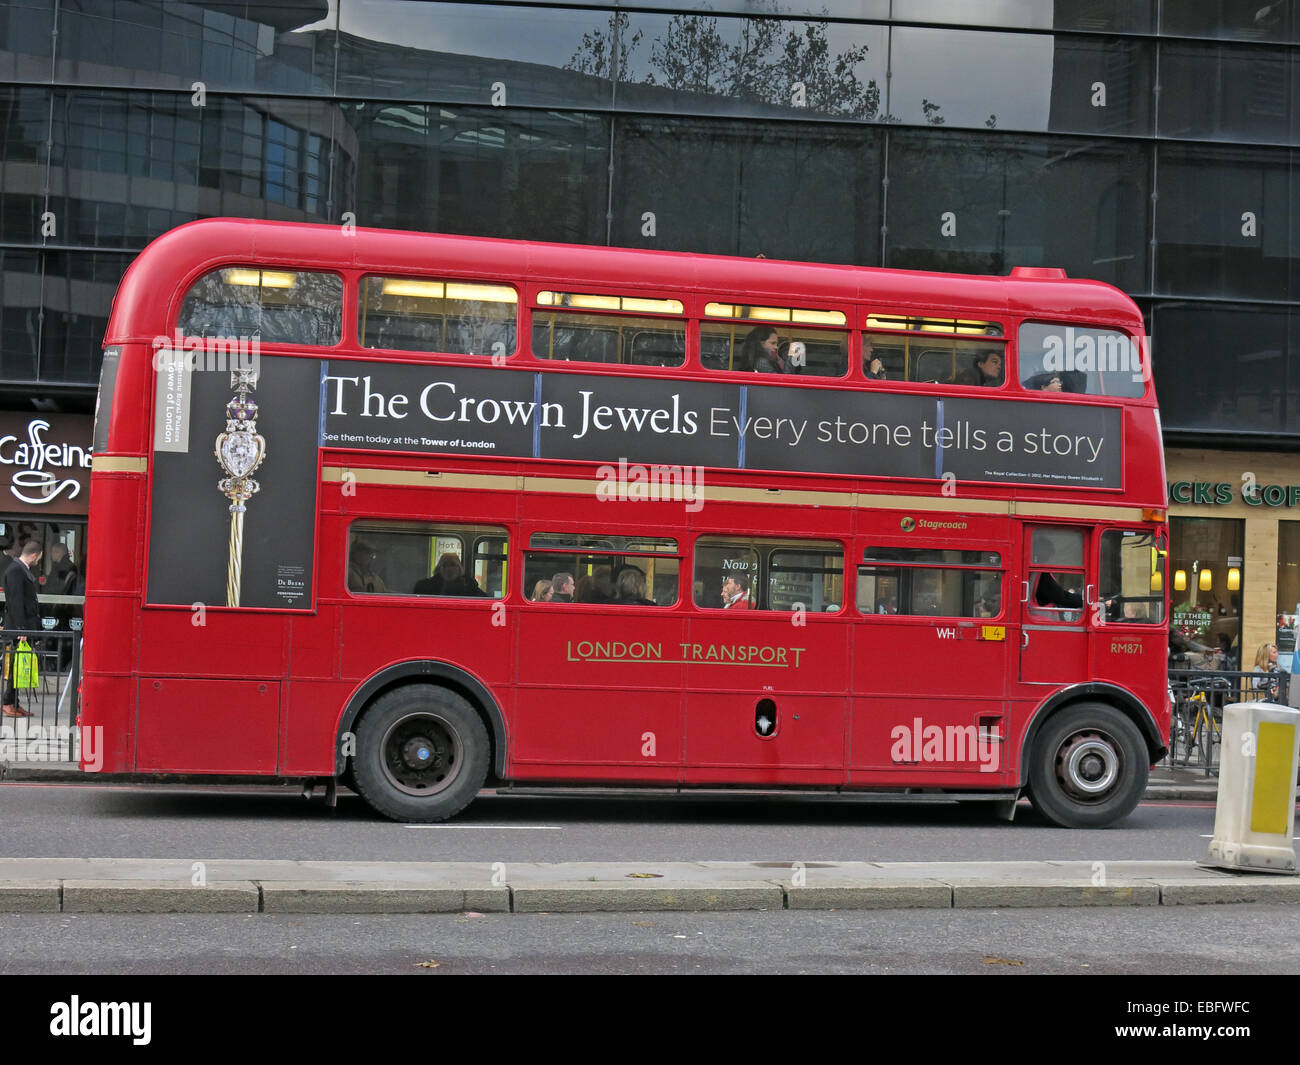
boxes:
[2,540,42,718]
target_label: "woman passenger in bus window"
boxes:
[531,579,554,602]
[615,566,657,606]
[742,325,789,373]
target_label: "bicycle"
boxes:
[1184,677,1229,772]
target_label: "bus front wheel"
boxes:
[352,685,490,823]
[1027,702,1147,828]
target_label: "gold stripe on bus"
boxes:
[321,465,1150,521]
[1009,500,1148,521]
[322,467,523,491]
[92,456,148,474]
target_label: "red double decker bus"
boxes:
[83,219,1169,827]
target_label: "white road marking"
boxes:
[402,824,562,830]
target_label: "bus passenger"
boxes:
[721,573,751,609]
[863,336,886,380]
[742,325,788,373]
[348,542,387,594]
[1027,371,1064,392]
[413,553,488,597]
[951,349,1003,387]
[551,572,575,602]
[577,566,615,604]
[616,566,657,606]
[531,579,554,602]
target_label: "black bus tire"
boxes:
[1026,702,1148,828]
[352,684,489,823]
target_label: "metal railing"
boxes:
[1166,668,1284,776]
[0,628,82,764]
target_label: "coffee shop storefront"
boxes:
[0,413,92,597]
[1166,448,1300,671]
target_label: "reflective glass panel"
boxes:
[1154,143,1299,300]
[532,311,685,367]
[1168,517,1244,661]
[336,2,612,108]
[38,251,131,384]
[695,537,843,611]
[0,0,53,81]
[361,276,518,356]
[618,12,886,120]
[886,130,1148,291]
[349,522,509,599]
[338,103,609,244]
[1019,322,1146,397]
[701,322,847,376]
[1159,43,1298,146]
[895,0,1153,32]
[1162,2,1300,44]
[863,332,1007,385]
[1150,302,1290,434]
[1100,528,1165,624]
[612,117,882,265]
[56,0,334,95]
[180,267,342,346]
[0,249,42,381]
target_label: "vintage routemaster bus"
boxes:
[83,219,1169,827]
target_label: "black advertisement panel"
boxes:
[147,355,320,609]
[538,373,741,469]
[320,362,536,458]
[316,361,1123,489]
[938,396,1122,488]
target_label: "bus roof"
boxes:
[104,218,1144,344]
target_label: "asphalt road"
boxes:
[0,781,1222,863]
[3,906,1297,975]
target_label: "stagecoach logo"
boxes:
[899,516,916,532]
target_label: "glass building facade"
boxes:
[1,0,1299,437]
[2,0,1300,647]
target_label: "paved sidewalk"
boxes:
[1,857,1295,913]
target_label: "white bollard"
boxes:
[1205,702,1300,873]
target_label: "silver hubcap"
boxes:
[1055,730,1120,801]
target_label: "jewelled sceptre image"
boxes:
[214,368,266,607]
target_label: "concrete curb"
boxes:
[511,882,783,913]
[62,879,259,913]
[260,882,509,914]
[0,859,1297,914]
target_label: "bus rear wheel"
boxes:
[1027,702,1147,828]
[352,685,489,823]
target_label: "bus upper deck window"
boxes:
[1018,322,1146,398]
[360,276,518,357]
[861,316,1004,385]
[179,268,342,346]
[701,303,848,377]
[532,292,685,367]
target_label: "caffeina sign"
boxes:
[0,414,93,515]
